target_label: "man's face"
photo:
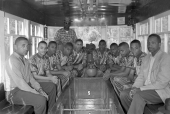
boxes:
[75,41,83,51]
[14,40,29,56]
[110,46,118,56]
[119,45,129,57]
[48,43,57,54]
[38,43,47,56]
[99,42,106,51]
[147,36,160,54]
[130,43,141,57]
[64,46,73,56]
[64,19,71,30]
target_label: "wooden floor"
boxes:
[51,77,125,114]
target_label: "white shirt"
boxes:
[144,56,155,85]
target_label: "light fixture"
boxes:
[100,5,107,8]
[99,8,106,11]
[74,18,80,22]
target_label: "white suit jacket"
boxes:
[133,50,170,103]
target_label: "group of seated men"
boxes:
[3,33,170,114]
[102,34,170,114]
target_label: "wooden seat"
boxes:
[0,83,34,114]
[144,103,164,114]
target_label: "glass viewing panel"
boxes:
[51,78,125,114]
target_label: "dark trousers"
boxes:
[7,82,56,114]
[120,89,163,114]
[39,82,57,111]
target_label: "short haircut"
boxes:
[110,43,118,48]
[38,41,47,47]
[148,34,161,43]
[48,41,57,47]
[15,37,28,45]
[75,39,83,44]
[99,40,106,44]
[65,42,73,48]
[130,39,141,47]
[119,42,129,48]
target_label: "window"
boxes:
[30,22,43,56]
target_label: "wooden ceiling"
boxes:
[0,0,170,26]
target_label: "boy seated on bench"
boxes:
[103,42,134,96]
[55,42,77,77]
[29,41,59,107]
[72,39,87,77]
[107,43,122,72]
[45,41,70,89]
[120,34,170,114]
[119,40,146,112]
[5,37,56,114]
[93,40,109,77]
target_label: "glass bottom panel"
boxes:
[51,78,124,114]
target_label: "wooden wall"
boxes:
[0,0,44,24]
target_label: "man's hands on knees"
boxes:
[62,71,71,77]
[103,69,111,80]
[32,89,40,94]
[129,87,141,99]
[38,88,48,100]
[50,76,59,84]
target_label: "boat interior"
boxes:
[0,0,170,114]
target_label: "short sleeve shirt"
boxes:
[54,28,77,44]
[107,53,122,65]
[45,53,58,71]
[72,49,87,65]
[134,52,147,75]
[29,53,50,76]
[56,50,73,67]
[93,48,110,65]
[119,52,134,68]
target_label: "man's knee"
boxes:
[47,82,57,92]
[34,95,46,108]
[120,89,130,100]
[133,92,143,101]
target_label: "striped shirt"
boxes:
[45,53,58,71]
[107,53,122,65]
[119,51,134,68]
[93,48,110,65]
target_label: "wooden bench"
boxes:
[0,83,34,114]
[144,103,164,114]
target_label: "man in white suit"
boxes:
[120,34,170,114]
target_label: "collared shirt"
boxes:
[29,53,50,76]
[119,51,134,68]
[72,49,87,65]
[45,53,58,71]
[56,50,73,67]
[4,52,41,91]
[144,56,155,85]
[54,28,77,44]
[93,48,110,65]
[134,52,147,75]
[107,52,122,65]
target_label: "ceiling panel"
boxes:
[2,0,170,26]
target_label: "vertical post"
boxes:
[164,34,168,53]
[0,11,4,83]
